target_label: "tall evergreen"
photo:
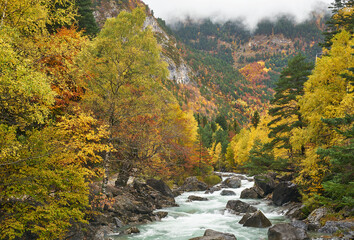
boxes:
[268,54,314,155]
[75,0,99,37]
[321,0,354,49]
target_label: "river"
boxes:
[112,173,288,240]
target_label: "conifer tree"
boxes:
[75,0,99,36]
[268,54,314,158]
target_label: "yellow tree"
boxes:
[291,30,354,196]
[81,7,169,188]
[0,109,109,239]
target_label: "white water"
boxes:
[112,173,288,240]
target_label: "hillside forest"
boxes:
[0,0,353,239]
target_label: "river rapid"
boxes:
[112,173,288,240]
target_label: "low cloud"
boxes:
[143,0,332,28]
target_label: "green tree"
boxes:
[268,54,314,159]
[251,111,260,129]
[316,114,354,209]
[75,0,99,36]
[321,0,354,49]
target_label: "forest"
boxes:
[0,0,353,239]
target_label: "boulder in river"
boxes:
[146,178,174,198]
[272,182,301,206]
[190,229,237,240]
[187,195,209,201]
[254,174,276,195]
[240,188,258,199]
[238,213,252,224]
[123,226,140,235]
[205,185,222,194]
[268,223,309,240]
[285,203,306,220]
[222,177,242,188]
[221,190,236,196]
[179,177,208,192]
[242,210,272,228]
[226,200,257,214]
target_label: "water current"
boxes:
[112,173,288,240]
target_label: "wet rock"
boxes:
[94,225,115,240]
[190,229,237,240]
[291,220,308,231]
[240,188,258,199]
[268,223,309,240]
[272,182,301,206]
[155,211,168,219]
[242,210,272,228]
[226,200,257,214]
[146,178,174,198]
[123,227,140,235]
[254,174,276,195]
[188,195,209,201]
[285,203,306,220]
[205,185,222,194]
[179,177,208,192]
[221,190,236,196]
[239,213,252,224]
[222,177,242,188]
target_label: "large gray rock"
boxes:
[285,203,306,220]
[226,200,257,214]
[242,210,272,228]
[221,190,236,196]
[254,175,276,195]
[319,220,354,237]
[268,223,309,240]
[272,182,301,206]
[240,188,258,199]
[190,229,237,240]
[306,207,333,231]
[146,178,174,198]
[222,177,242,188]
[179,177,208,192]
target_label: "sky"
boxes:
[143,0,334,28]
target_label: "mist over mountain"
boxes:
[144,0,331,29]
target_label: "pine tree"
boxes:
[268,54,314,157]
[75,0,99,37]
[321,0,354,49]
[251,111,260,129]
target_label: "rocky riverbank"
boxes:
[67,173,353,240]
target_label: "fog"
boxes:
[143,0,333,28]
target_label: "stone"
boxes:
[188,195,209,201]
[222,177,242,188]
[272,182,301,206]
[285,203,306,220]
[226,200,257,214]
[254,174,276,195]
[319,220,354,236]
[238,213,252,224]
[113,217,124,228]
[146,178,174,198]
[179,177,208,192]
[240,188,258,199]
[189,229,237,240]
[205,185,222,194]
[242,210,272,228]
[306,207,333,230]
[221,190,236,196]
[268,223,309,240]
[155,211,168,219]
[123,227,140,235]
